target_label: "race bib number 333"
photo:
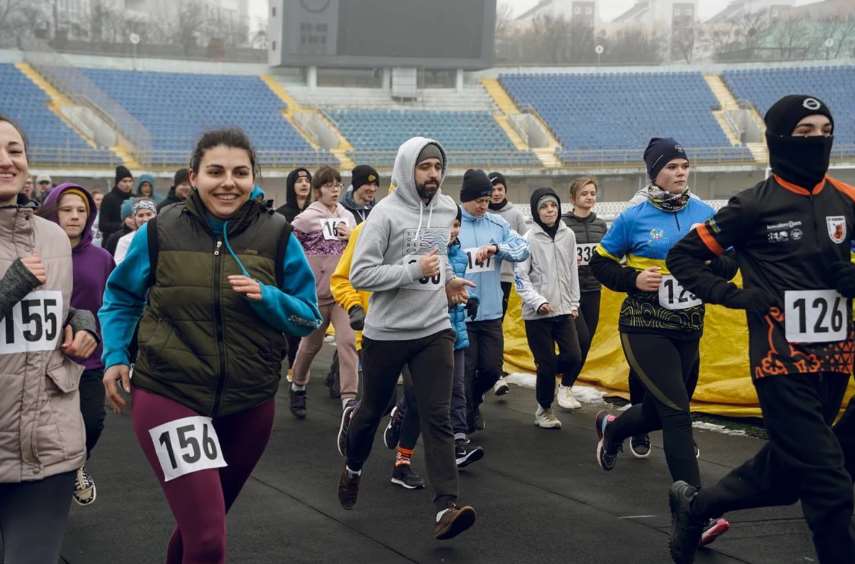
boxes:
[0,290,63,355]
[149,416,227,482]
[785,289,847,343]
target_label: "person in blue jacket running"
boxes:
[457,169,529,433]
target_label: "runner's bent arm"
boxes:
[246,233,322,336]
[331,224,364,312]
[350,215,423,291]
[590,211,638,292]
[493,220,530,263]
[0,258,41,321]
[99,222,152,368]
[513,254,547,312]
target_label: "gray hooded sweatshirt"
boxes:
[350,137,457,340]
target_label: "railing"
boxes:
[28,146,120,167]
[557,146,756,167]
[346,149,540,169]
[138,149,338,169]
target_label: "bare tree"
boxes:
[604,28,664,65]
[495,2,515,38]
[768,16,811,60]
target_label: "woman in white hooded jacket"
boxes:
[514,187,582,429]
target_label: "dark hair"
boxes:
[569,176,598,201]
[0,114,29,161]
[189,128,258,178]
[312,166,341,191]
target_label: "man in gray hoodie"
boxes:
[339,137,477,540]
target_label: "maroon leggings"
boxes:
[132,388,275,564]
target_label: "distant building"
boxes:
[706,0,796,24]
[515,0,600,30]
[607,0,699,62]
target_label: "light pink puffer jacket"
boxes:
[0,206,85,483]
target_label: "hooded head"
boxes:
[390,137,447,209]
[530,187,561,239]
[134,174,156,198]
[764,95,834,189]
[39,182,98,248]
[285,167,312,210]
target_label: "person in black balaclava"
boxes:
[276,167,312,223]
[666,95,855,564]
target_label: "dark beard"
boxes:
[416,183,438,201]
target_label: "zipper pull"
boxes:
[214,240,222,256]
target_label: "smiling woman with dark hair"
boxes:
[99,127,322,563]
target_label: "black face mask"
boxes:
[767,133,833,190]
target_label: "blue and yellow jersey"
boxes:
[593,197,715,336]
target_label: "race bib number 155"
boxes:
[149,416,227,482]
[0,290,63,355]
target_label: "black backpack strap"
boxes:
[146,216,159,287]
[273,212,293,289]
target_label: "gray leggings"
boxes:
[0,471,75,564]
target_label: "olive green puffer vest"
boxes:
[134,195,291,417]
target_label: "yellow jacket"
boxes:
[330,222,371,350]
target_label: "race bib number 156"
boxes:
[0,290,63,355]
[149,416,227,482]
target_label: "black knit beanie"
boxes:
[764,95,834,137]
[460,169,493,203]
[173,168,190,186]
[115,165,133,185]
[351,164,380,194]
[643,138,688,182]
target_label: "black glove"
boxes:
[465,297,479,320]
[827,260,855,298]
[722,287,779,313]
[348,305,365,331]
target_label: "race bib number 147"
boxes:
[0,291,63,355]
[149,416,227,482]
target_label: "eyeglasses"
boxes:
[322,182,343,190]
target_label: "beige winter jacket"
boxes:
[0,205,86,483]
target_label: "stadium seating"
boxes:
[0,64,116,166]
[75,68,336,167]
[324,109,541,168]
[722,66,855,157]
[499,72,753,164]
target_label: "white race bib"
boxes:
[149,416,227,482]
[658,276,702,310]
[402,254,446,291]
[320,218,345,241]
[785,289,847,343]
[0,291,63,355]
[576,243,596,266]
[464,247,496,274]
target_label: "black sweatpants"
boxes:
[606,332,701,487]
[397,366,421,451]
[500,281,512,320]
[0,471,75,564]
[563,291,600,387]
[347,330,457,510]
[464,319,504,428]
[525,315,582,409]
[833,393,855,480]
[80,369,106,457]
[693,372,855,564]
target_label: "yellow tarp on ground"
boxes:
[502,287,854,418]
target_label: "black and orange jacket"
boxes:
[667,174,855,379]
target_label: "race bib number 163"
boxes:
[148,416,227,482]
[0,290,63,355]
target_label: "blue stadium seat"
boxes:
[0,64,116,165]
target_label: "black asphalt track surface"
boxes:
[59,345,820,563]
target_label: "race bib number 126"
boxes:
[785,289,847,343]
[148,416,227,482]
[0,290,63,355]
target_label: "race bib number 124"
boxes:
[148,416,227,482]
[0,290,63,355]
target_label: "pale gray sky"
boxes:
[248,0,821,30]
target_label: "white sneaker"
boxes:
[557,385,582,410]
[73,465,96,506]
[534,406,562,429]
[493,376,510,396]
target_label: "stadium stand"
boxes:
[498,72,754,165]
[324,108,542,168]
[722,65,855,157]
[0,64,116,166]
[72,68,337,167]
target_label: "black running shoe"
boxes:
[455,441,484,469]
[337,400,358,457]
[289,387,307,419]
[390,464,425,490]
[595,410,621,471]
[669,481,705,564]
[629,433,651,458]
[338,465,360,510]
[383,406,404,450]
[434,504,477,540]
[700,517,730,546]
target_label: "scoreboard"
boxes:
[269,0,496,70]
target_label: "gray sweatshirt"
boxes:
[350,137,457,340]
[490,200,529,283]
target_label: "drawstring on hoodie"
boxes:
[413,199,435,244]
[221,220,252,278]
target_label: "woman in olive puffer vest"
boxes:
[0,116,99,564]
[100,128,322,564]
